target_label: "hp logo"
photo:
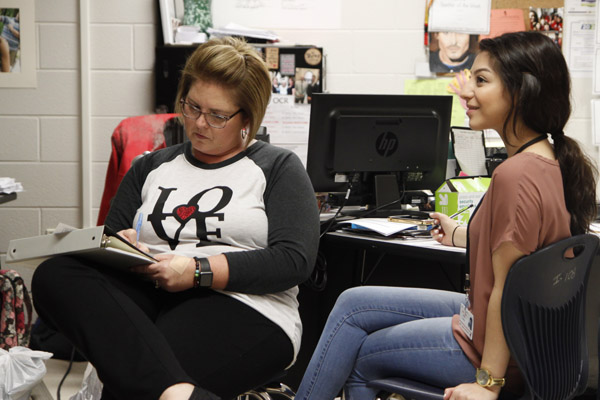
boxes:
[375,132,398,157]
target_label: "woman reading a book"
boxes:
[294,31,597,400]
[32,37,319,400]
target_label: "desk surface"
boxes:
[326,230,466,264]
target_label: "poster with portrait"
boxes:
[428,32,479,74]
[0,0,35,87]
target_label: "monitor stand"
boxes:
[375,174,400,209]
[338,174,432,218]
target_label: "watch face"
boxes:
[476,369,489,385]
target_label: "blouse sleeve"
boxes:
[488,159,543,256]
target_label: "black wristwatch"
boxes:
[193,257,213,288]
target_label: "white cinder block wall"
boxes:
[0,0,157,254]
[0,0,598,257]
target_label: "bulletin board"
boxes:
[491,0,565,29]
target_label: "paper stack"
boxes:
[340,218,418,237]
[207,23,279,42]
[0,177,23,194]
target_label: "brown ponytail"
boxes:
[552,132,598,234]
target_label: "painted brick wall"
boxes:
[0,0,157,254]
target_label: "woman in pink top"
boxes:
[296,31,597,400]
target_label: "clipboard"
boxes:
[6,225,157,269]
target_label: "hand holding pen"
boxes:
[430,204,474,247]
[431,204,473,230]
[115,213,149,254]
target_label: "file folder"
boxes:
[6,225,157,269]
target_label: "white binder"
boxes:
[6,225,157,269]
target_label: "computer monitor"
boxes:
[306,93,452,209]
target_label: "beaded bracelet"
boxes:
[192,256,213,288]
[193,257,201,288]
[451,225,460,247]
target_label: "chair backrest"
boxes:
[97,113,177,225]
[501,234,599,400]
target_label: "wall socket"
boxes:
[45,228,55,235]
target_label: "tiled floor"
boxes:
[38,361,345,399]
[40,359,87,400]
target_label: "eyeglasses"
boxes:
[180,99,242,129]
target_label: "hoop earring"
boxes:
[241,128,248,140]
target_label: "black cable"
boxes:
[355,197,404,219]
[308,175,361,292]
[319,173,412,238]
[56,346,76,400]
[319,175,357,239]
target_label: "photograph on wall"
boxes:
[0,0,35,87]
[0,8,19,73]
[529,7,564,48]
[270,71,295,96]
[294,68,320,105]
[429,32,478,74]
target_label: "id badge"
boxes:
[459,303,474,340]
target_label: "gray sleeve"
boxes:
[224,150,320,295]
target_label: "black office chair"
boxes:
[367,234,599,400]
[235,368,295,399]
[236,382,295,400]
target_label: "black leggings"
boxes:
[31,256,294,400]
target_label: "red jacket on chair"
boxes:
[97,114,178,226]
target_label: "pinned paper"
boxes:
[480,9,526,40]
[265,47,279,70]
[428,0,491,34]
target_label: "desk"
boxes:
[284,230,467,390]
[324,231,466,290]
[327,231,465,266]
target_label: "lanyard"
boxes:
[515,135,546,155]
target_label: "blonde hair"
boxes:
[174,37,271,142]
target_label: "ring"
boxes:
[155,280,160,289]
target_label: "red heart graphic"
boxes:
[175,205,196,221]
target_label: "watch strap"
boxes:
[476,368,505,387]
[491,377,506,387]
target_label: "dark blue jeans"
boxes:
[296,286,476,400]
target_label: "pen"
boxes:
[135,213,143,243]
[431,203,474,231]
